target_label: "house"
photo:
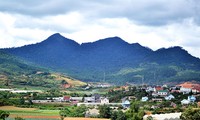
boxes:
[188,96,196,102]
[162,84,168,88]
[165,94,175,100]
[52,97,64,102]
[192,86,200,93]
[177,82,200,94]
[121,97,128,103]
[70,97,83,102]
[152,92,158,97]
[122,100,130,108]
[180,87,192,94]
[157,90,168,96]
[31,100,52,103]
[170,89,180,93]
[84,96,95,103]
[63,96,70,102]
[141,97,148,102]
[93,94,101,102]
[100,97,109,104]
[152,98,163,102]
[155,86,163,92]
[145,86,155,92]
[181,99,190,105]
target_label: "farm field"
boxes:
[0,106,110,120]
[0,106,60,120]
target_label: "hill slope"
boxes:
[0,50,85,89]
[3,33,200,85]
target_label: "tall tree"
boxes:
[99,105,112,118]
[111,110,126,120]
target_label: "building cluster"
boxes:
[140,82,200,105]
[31,94,111,106]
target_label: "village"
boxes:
[1,81,200,119]
[19,81,200,106]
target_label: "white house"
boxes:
[100,97,109,104]
[152,92,158,97]
[188,96,196,102]
[180,87,192,94]
[122,100,130,108]
[157,90,168,96]
[141,97,148,102]
[145,87,155,92]
[181,99,190,105]
[84,96,95,103]
[165,94,175,100]
[52,97,64,102]
[70,97,83,102]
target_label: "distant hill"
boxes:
[0,50,85,89]
[3,33,200,85]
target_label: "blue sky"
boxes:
[0,0,200,57]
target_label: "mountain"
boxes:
[0,50,85,89]
[3,33,200,85]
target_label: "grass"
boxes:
[0,106,60,120]
[51,73,87,86]
[1,106,110,120]
[8,110,60,116]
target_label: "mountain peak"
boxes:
[43,33,79,46]
[94,36,128,45]
[47,33,65,40]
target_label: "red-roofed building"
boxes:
[63,96,70,102]
[177,82,200,94]
[155,86,163,92]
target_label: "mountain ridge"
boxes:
[2,33,200,85]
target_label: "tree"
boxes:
[59,105,87,119]
[180,107,200,120]
[111,110,126,120]
[125,101,145,120]
[19,97,25,105]
[72,105,87,117]
[28,98,33,105]
[0,110,10,120]
[59,108,71,120]
[99,105,112,118]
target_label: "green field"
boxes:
[0,106,60,120]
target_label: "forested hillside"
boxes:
[0,50,85,89]
[3,33,200,85]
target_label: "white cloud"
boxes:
[0,0,200,58]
